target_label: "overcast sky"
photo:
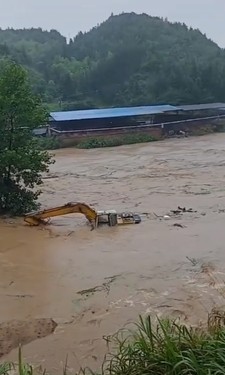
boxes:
[0,0,224,47]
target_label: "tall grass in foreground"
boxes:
[2,316,225,374]
[0,346,35,375]
[99,315,225,375]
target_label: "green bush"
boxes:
[34,137,61,150]
[77,133,157,149]
[0,181,40,215]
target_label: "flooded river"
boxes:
[1,134,225,372]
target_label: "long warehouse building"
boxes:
[49,103,225,134]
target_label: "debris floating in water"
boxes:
[173,223,185,228]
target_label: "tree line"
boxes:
[0,12,225,111]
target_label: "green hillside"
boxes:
[1,13,225,110]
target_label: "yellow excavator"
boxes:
[24,202,141,229]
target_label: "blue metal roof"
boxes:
[50,105,179,122]
[178,103,225,111]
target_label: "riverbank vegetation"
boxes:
[0,59,53,215]
[34,133,158,150]
[35,137,61,150]
[1,314,225,375]
[77,134,158,149]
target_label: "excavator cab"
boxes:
[96,210,141,226]
[97,210,118,226]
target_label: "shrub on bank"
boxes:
[77,133,157,149]
[34,137,61,150]
[1,314,225,375]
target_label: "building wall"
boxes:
[50,116,225,147]
[53,126,162,147]
[51,116,138,131]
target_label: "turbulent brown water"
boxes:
[1,134,225,372]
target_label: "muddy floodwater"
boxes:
[2,134,225,372]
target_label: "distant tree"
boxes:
[0,59,53,215]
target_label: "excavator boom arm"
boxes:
[24,202,98,226]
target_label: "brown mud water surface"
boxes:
[2,133,225,372]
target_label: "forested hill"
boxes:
[1,12,225,110]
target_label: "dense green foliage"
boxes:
[0,60,53,215]
[1,13,225,109]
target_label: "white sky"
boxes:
[0,0,224,47]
